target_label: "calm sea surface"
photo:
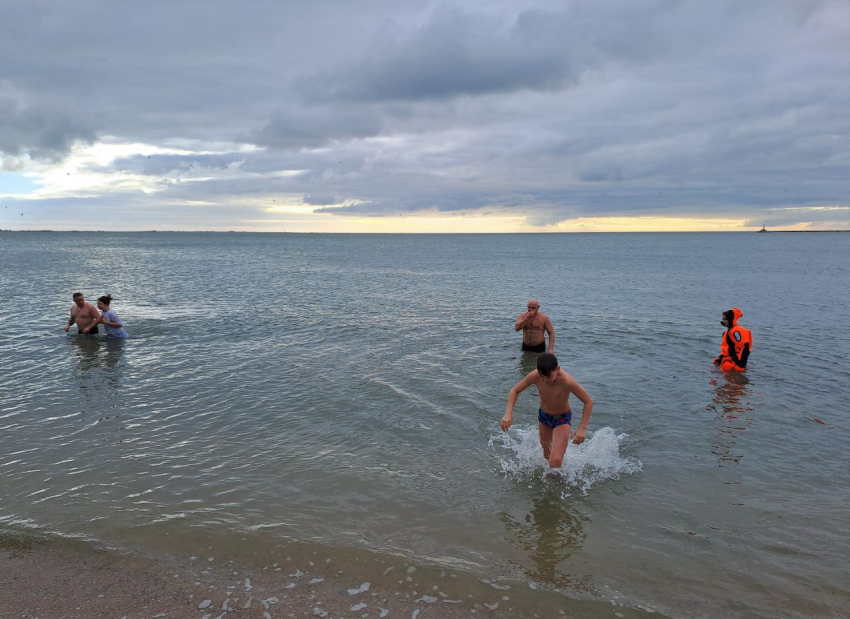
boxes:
[0,232,847,618]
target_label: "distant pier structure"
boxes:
[758,223,768,233]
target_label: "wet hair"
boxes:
[98,294,113,306]
[72,292,83,299]
[537,353,558,376]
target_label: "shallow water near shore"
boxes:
[1,231,848,618]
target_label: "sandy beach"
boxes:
[1,532,665,619]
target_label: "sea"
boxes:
[0,231,847,619]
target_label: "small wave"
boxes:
[489,426,642,494]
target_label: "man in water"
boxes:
[501,353,593,469]
[64,292,100,335]
[515,299,554,353]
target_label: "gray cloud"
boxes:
[303,194,339,206]
[246,105,384,150]
[0,99,95,162]
[0,0,847,229]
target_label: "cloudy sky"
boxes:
[1,0,848,232]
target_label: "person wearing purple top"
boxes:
[96,295,129,338]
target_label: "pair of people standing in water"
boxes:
[64,292,128,338]
[505,300,753,470]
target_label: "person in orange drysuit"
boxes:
[714,308,752,372]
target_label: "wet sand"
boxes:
[1,536,204,619]
[0,533,660,619]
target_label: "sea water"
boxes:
[0,231,847,618]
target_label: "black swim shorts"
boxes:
[521,341,546,353]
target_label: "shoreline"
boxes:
[0,531,662,619]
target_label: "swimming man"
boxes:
[514,299,554,353]
[501,353,593,469]
[64,292,100,335]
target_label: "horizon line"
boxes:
[1,229,849,234]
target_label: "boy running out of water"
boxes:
[501,353,593,469]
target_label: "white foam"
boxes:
[490,426,642,494]
[348,582,371,595]
[415,595,437,603]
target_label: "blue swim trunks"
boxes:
[538,408,572,428]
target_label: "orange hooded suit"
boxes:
[714,308,752,372]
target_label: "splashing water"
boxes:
[490,426,642,494]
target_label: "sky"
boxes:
[0,0,848,232]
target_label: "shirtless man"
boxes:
[64,292,100,335]
[501,353,593,469]
[515,299,554,353]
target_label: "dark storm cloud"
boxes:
[246,105,385,150]
[0,99,95,163]
[295,1,692,104]
[295,9,571,102]
[303,194,339,206]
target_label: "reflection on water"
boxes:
[707,372,754,467]
[500,493,590,591]
[67,335,126,390]
[516,351,541,402]
[517,350,540,377]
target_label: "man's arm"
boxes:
[65,309,75,332]
[545,317,555,353]
[514,312,532,331]
[566,376,593,444]
[501,371,538,431]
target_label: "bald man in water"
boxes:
[515,299,554,353]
